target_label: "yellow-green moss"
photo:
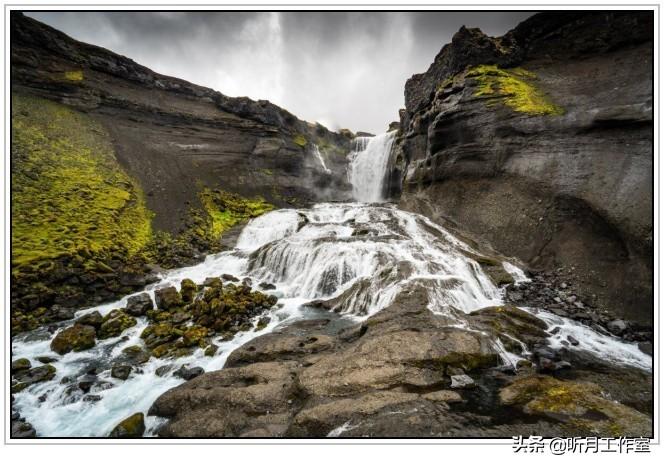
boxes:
[11,94,153,268]
[466,64,564,116]
[293,134,307,147]
[199,187,273,239]
[500,375,652,436]
[63,70,84,82]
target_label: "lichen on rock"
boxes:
[500,375,652,437]
[466,64,564,115]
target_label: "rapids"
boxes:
[11,133,651,437]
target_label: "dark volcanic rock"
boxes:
[125,293,154,317]
[10,11,354,240]
[149,284,652,438]
[76,311,104,329]
[395,12,653,326]
[111,364,132,380]
[12,364,57,392]
[154,287,183,311]
[10,12,354,327]
[173,365,204,381]
[11,420,37,438]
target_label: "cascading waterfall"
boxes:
[312,144,331,174]
[11,130,651,437]
[347,131,397,202]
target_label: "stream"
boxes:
[11,132,651,437]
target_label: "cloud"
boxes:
[24,11,534,134]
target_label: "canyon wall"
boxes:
[10,12,354,329]
[393,12,653,324]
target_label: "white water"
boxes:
[12,133,651,437]
[312,144,331,174]
[347,131,397,202]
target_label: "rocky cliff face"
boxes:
[10,12,354,330]
[392,12,653,324]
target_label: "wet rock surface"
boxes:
[150,285,652,437]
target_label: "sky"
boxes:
[26,11,534,134]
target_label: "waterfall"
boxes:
[11,202,651,437]
[312,144,331,174]
[347,131,397,202]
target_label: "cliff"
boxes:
[393,12,653,324]
[10,12,353,330]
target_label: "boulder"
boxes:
[180,279,197,303]
[154,286,183,310]
[182,325,209,347]
[97,310,137,339]
[50,324,96,354]
[12,364,56,392]
[607,319,628,335]
[11,358,31,372]
[76,311,103,328]
[109,412,145,438]
[111,364,132,380]
[125,293,153,317]
[11,420,36,438]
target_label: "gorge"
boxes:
[10,11,654,439]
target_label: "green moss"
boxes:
[182,325,209,347]
[11,94,153,268]
[64,70,84,82]
[293,134,307,147]
[466,64,564,116]
[199,187,273,240]
[97,310,137,339]
[500,375,652,436]
[109,412,145,438]
[50,324,96,354]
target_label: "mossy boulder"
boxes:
[500,375,652,436]
[108,412,145,438]
[141,322,182,349]
[154,286,182,310]
[180,279,197,303]
[125,292,154,317]
[50,324,96,354]
[121,344,151,364]
[182,325,210,347]
[97,309,137,339]
[204,344,218,357]
[255,316,271,331]
[11,358,31,372]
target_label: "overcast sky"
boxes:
[26,11,534,134]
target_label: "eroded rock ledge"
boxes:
[149,286,652,438]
